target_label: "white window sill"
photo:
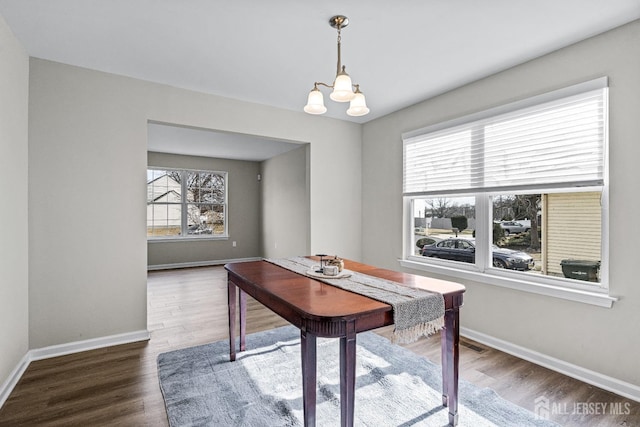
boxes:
[399,258,617,308]
[148,236,229,243]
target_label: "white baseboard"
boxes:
[147,256,261,271]
[461,326,640,403]
[0,352,31,409]
[0,329,150,409]
[29,329,150,361]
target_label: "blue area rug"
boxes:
[158,326,558,426]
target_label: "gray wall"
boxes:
[362,21,640,387]
[27,57,362,350]
[147,151,263,267]
[261,145,310,258]
[0,14,29,393]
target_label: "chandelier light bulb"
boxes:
[330,68,355,102]
[303,87,327,114]
[347,87,369,116]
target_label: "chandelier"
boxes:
[303,15,370,117]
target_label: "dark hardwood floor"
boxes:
[0,266,637,426]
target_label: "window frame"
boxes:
[400,78,615,308]
[147,167,229,241]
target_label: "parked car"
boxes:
[421,238,534,270]
[415,236,441,250]
[499,221,530,235]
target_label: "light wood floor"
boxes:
[0,266,638,426]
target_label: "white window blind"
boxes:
[403,78,607,196]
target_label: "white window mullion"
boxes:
[474,194,491,271]
[180,170,188,235]
[403,198,415,259]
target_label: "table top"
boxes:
[225,258,465,336]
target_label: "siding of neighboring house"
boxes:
[543,192,602,278]
[147,191,182,230]
[147,173,181,202]
[147,174,183,231]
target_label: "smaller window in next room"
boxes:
[147,168,228,239]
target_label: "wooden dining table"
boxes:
[225,257,465,426]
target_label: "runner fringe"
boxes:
[391,316,444,344]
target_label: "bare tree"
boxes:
[427,198,453,218]
[513,194,541,250]
[169,171,224,203]
[493,195,515,221]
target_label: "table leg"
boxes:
[441,314,448,407]
[340,320,357,427]
[239,289,247,352]
[441,307,460,426]
[301,329,317,427]
[228,281,237,361]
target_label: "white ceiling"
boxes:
[2,0,639,159]
[147,123,303,161]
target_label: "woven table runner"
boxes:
[265,257,444,344]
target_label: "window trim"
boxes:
[399,258,616,308]
[147,167,229,241]
[401,78,615,307]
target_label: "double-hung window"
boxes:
[402,78,611,304]
[147,168,228,239]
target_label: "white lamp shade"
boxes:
[304,88,327,114]
[346,91,369,116]
[330,73,355,102]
